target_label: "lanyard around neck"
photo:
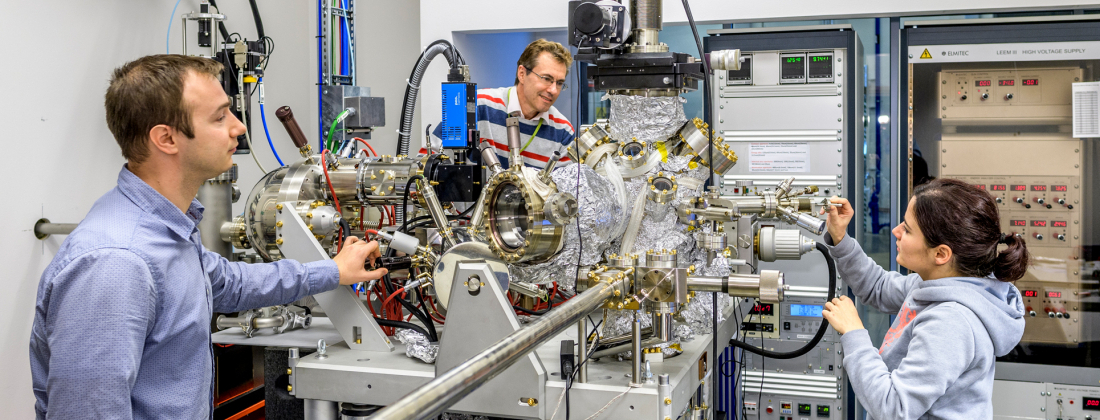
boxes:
[507,87,544,153]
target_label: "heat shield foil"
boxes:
[605,94,687,142]
[394,328,438,364]
[511,163,625,289]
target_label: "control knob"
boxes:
[1034,233,1043,241]
[1028,310,1037,317]
[981,93,989,100]
[1005,93,1014,100]
[1034,197,1045,205]
[1057,234,1066,241]
[1048,311,1056,318]
[1057,198,1066,205]
[961,94,968,100]
[995,197,1003,204]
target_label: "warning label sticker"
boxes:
[750,142,810,172]
[920,48,933,59]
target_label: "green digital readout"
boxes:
[786,57,803,63]
[812,56,830,62]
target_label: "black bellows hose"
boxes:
[247,0,265,40]
[728,242,838,359]
[395,40,461,157]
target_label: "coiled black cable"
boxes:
[727,242,837,359]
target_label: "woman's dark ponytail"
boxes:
[993,233,1029,281]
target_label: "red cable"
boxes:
[382,288,406,316]
[354,137,377,156]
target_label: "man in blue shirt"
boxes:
[29,55,388,419]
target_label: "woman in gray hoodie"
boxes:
[820,178,1028,419]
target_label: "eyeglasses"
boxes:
[525,67,568,90]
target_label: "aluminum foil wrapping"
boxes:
[605,94,687,142]
[394,328,439,364]
[510,163,625,289]
[598,311,683,359]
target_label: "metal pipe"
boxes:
[414,178,458,248]
[506,116,523,168]
[253,315,287,329]
[653,313,672,341]
[589,335,666,360]
[594,326,654,349]
[631,311,643,384]
[479,140,503,175]
[368,277,624,420]
[630,0,662,31]
[33,219,78,240]
[686,272,785,303]
[540,151,562,182]
[577,319,588,383]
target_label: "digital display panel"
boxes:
[975,80,992,87]
[1084,397,1100,411]
[1053,185,1068,192]
[1047,291,1062,298]
[1053,221,1067,228]
[1031,220,1047,227]
[1010,220,1026,227]
[780,54,806,81]
[973,184,986,190]
[999,80,1015,86]
[807,54,833,80]
[790,304,823,317]
[1023,290,1039,297]
[1023,78,1039,86]
[750,303,774,316]
[1011,185,1027,191]
[726,55,752,83]
[1031,185,1047,192]
[991,185,1007,191]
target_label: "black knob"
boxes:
[1058,198,1066,205]
[1005,93,1014,100]
[1068,204,1074,209]
[1015,197,1024,204]
[995,197,1003,204]
[961,95,968,100]
[981,93,989,100]
[1046,204,1052,209]
[1025,204,1031,209]
[1035,198,1045,205]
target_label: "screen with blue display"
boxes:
[790,304,823,317]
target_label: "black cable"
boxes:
[246,0,265,40]
[378,253,438,342]
[374,318,431,339]
[399,175,427,232]
[206,0,232,42]
[572,58,584,291]
[339,217,351,244]
[512,305,552,316]
[728,242,837,359]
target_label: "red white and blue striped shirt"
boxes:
[430,86,574,169]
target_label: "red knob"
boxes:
[766,407,774,414]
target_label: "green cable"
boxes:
[518,119,543,153]
[326,109,352,151]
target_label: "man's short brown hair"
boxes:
[515,39,573,84]
[105,55,224,164]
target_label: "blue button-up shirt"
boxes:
[30,166,340,419]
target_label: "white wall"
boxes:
[417,0,1100,146]
[0,0,418,416]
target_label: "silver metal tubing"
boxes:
[631,311,643,384]
[414,178,458,248]
[216,315,248,330]
[594,326,654,349]
[367,277,625,420]
[687,274,763,297]
[630,0,662,31]
[577,319,588,383]
[253,315,287,329]
[653,313,673,341]
[33,219,78,240]
[506,116,523,168]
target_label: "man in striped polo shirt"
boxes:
[431,39,574,169]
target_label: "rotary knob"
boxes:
[1057,198,1066,205]
[1056,234,1066,241]
[1048,311,1056,318]
[1034,233,1043,240]
[1034,197,1045,205]
[1028,310,1037,317]
[1005,93,1014,100]
[981,93,989,100]
[995,197,1003,204]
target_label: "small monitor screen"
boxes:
[1084,396,1100,411]
[726,55,752,82]
[781,55,806,81]
[807,54,833,80]
[790,304,823,317]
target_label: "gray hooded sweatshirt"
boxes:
[827,235,1025,419]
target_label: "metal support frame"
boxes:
[275,201,394,352]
